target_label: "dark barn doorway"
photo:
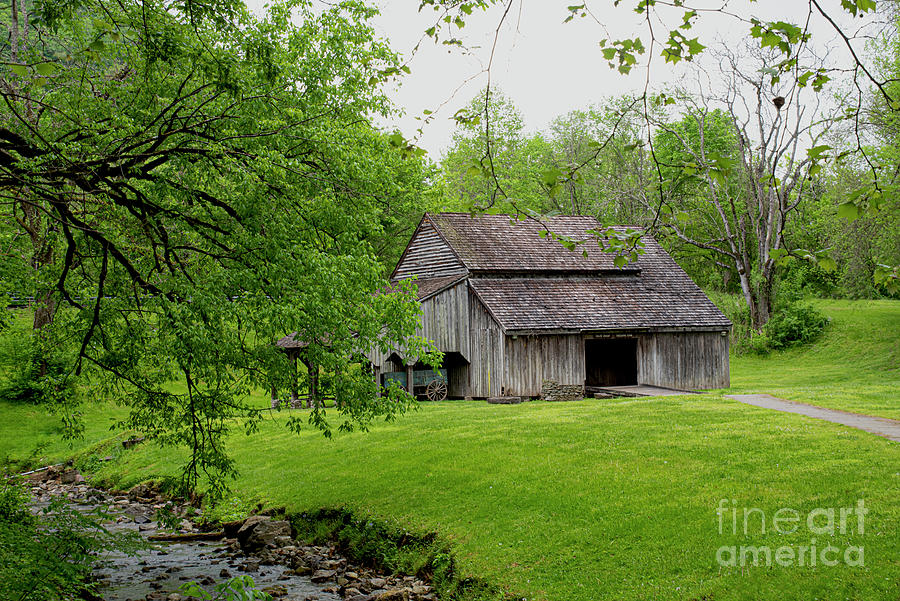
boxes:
[585,338,638,387]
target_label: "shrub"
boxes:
[0,480,143,601]
[744,331,774,355]
[0,480,33,525]
[764,303,829,349]
[705,291,753,345]
[707,292,829,355]
[0,347,77,404]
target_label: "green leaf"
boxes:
[812,72,830,91]
[34,62,56,76]
[837,202,859,221]
[685,37,705,55]
[806,144,831,160]
[841,0,876,16]
[817,256,837,272]
[9,64,28,77]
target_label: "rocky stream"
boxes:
[26,468,436,601]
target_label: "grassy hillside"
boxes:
[730,299,900,419]
[1,300,898,600]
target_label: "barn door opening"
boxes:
[585,338,638,387]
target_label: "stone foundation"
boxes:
[541,379,584,402]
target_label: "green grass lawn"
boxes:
[0,400,130,469]
[729,299,900,419]
[85,397,899,601]
[1,299,898,600]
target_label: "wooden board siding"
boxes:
[637,331,730,389]
[468,291,505,397]
[393,220,467,280]
[366,282,470,369]
[419,281,470,360]
[365,345,397,374]
[504,334,584,397]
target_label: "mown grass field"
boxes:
[1,300,898,601]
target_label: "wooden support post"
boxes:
[308,360,319,409]
[290,355,299,407]
[374,365,381,398]
[406,363,414,397]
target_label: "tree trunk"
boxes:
[739,273,774,331]
[11,2,53,332]
[736,259,774,331]
[32,290,56,331]
[754,273,773,329]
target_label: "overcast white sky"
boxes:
[247,1,878,157]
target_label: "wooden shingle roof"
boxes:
[409,274,467,300]
[276,333,310,351]
[428,213,630,272]
[420,213,730,332]
[469,277,731,331]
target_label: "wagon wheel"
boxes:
[426,379,448,401]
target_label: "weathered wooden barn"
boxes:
[368,213,731,399]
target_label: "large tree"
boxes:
[0,0,435,491]
[647,45,834,328]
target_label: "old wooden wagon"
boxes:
[382,368,448,401]
[367,213,732,400]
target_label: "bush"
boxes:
[0,479,143,601]
[706,292,829,354]
[705,291,753,344]
[0,480,33,525]
[744,331,774,355]
[0,345,78,405]
[764,303,829,349]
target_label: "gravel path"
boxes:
[726,394,900,443]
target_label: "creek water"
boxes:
[93,523,338,601]
[29,481,339,601]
